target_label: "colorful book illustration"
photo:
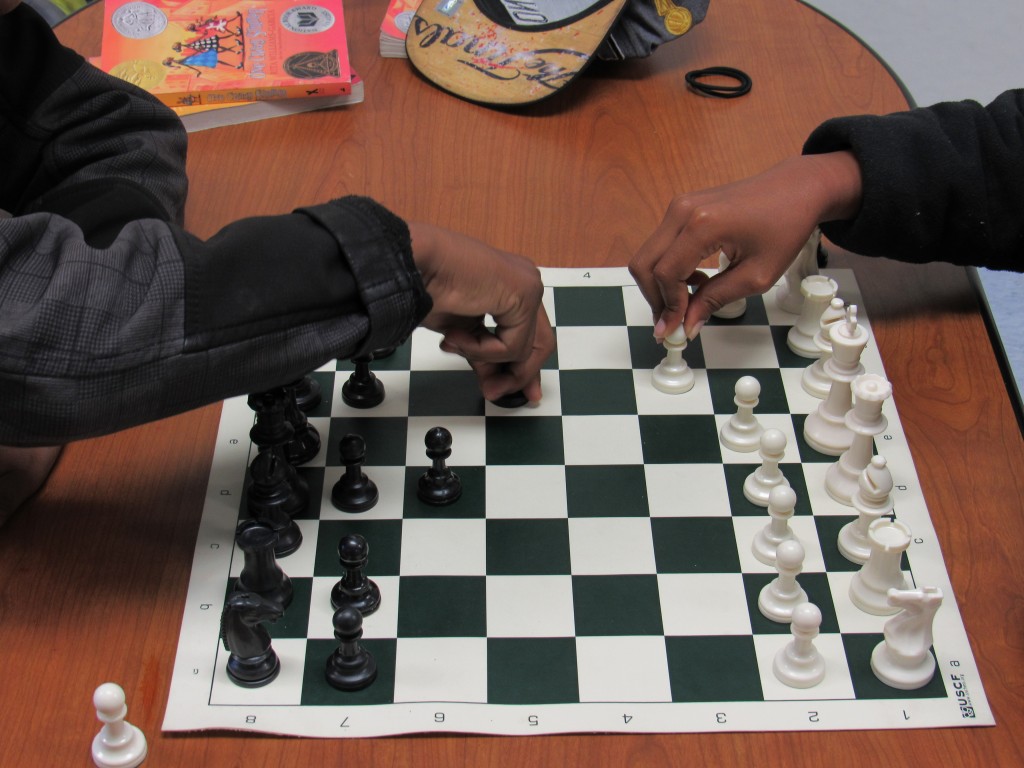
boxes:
[378,0,415,58]
[101,0,353,106]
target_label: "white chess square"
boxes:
[715,413,800,464]
[622,284,655,326]
[406,416,486,466]
[699,326,780,369]
[634,369,714,415]
[318,466,406,521]
[779,367,823,416]
[399,519,486,576]
[658,573,752,635]
[485,465,568,518]
[562,415,644,465]
[645,463,732,518]
[393,637,488,703]
[753,633,856,700]
[485,575,576,637]
[555,325,633,370]
[409,328,475,371]
[763,284,799,327]
[576,636,673,702]
[210,638,307,705]
[733,515,827,574]
[568,517,657,575]
[330,370,411,418]
[801,463,860,517]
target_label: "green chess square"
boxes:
[742,572,839,634]
[665,636,764,702]
[552,286,626,326]
[402,465,486,519]
[326,417,408,466]
[814,515,863,572]
[723,463,812,517]
[485,416,565,465]
[790,414,839,463]
[487,638,580,704]
[559,370,637,416]
[409,371,486,417]
[304,370,336,418]
[842,633,947,699]
[300,638,397,705]
[651,517,742,573]
[708,368,789,414]
[313,520,403,577]
[566,465,649,517]
[397,576,487,637]
[572,575,664,635]
[639,415,721,463]
[771,325,814,368]
[486,519,571,575]
[336,341,412,371]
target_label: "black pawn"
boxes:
[281,382,321,465]
[235,520,294,611]
[290,374,322,412]
[331,533,381,614]
[245,451,304,557]
[221,591,282,688]
[491,390,529,409]
[248,389,294,452]
[330,434,379,512]
[325,606,377,691]
[417,426,462,505]
[341,355,385,409]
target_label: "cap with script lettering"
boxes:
[405,0,630,105]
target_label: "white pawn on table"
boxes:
[652,325,694,394]
[92,682,147,768]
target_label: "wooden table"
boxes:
[4,0,1020,763]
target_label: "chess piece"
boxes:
[773,602,826,688]
[331,533,382,615]
[652,324,695,394]
[849,518,911,615]
[325,606,378,691]
[220,591,283,688]
[751,484,799,566]
[758,539,809,623]
[417,426,462,505]
[803,305,870,456]
[802,297,847,398]
[247,390,311,507]
[281,380,321,465]
[235,520,294,611]
[786,275,838,358]
[825,374,892,506]
[711,251,747,319]
[91,682,147,768]
[342,354,385,409]
[331,434,379,512]
[290,374,322,412]
[871,587,943,690]
[775,228,822,314]
[719,375,764,452]
[743,428,790,507]
[246,450,304,557]
[838,455,895,564]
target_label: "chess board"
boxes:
[163,268,993,737]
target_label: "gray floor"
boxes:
[804,0,1024,411]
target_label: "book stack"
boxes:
[99,0,363,130]
[379,0,415,58]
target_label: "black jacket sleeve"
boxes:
[0,6,430,445]
[803,89,1024,270]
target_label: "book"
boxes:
[173,72,363,131]
[378,0,415,58]
[100,0,354,107]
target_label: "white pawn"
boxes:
[849,518,911,615]
[803,305,870,456]
[752,484,798,566]
[773,602,826,688]
[758,538,809,622]
[825,373,892,506]
[838,455,894,564]
[787,275,839,358]
[719,375,764,452]
[775,228,822,315]
[802,297,847,399]
[652,324,695,394]
[871,587,943,690]
[92,683,147,768]
[743,428,790,507]
[711,252,747,319]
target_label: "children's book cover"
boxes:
[101,0,352,106]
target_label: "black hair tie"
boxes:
[684,67,752,99]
